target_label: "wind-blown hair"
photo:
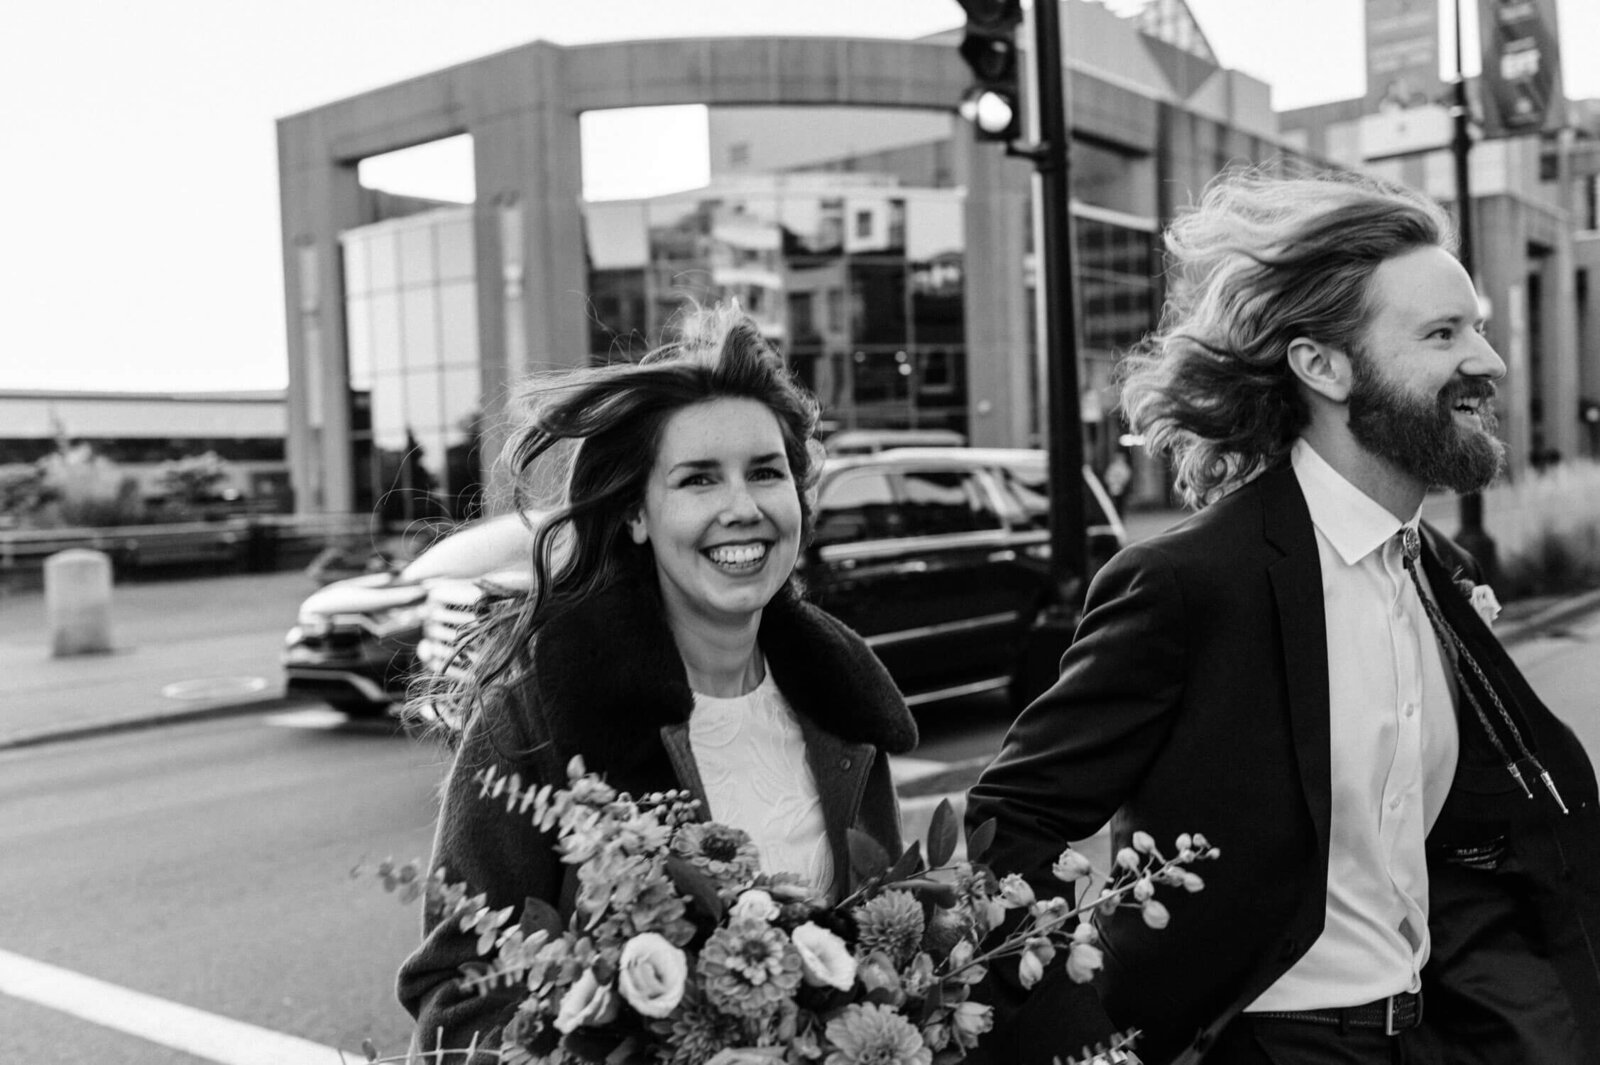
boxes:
[1118,167,1453,507]
[419,304,822,741]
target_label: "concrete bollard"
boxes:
[45,549,114,657]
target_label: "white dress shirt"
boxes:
[1248,439,1459,1011]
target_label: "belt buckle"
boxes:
[1385,996,1398,1037]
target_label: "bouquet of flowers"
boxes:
[369,757,1217,1065]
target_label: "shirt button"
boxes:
[840,757,852,770]
[1390,796,1403,811]
[1403,703,1417,718]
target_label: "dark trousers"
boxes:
[1205,1014,1427,1065]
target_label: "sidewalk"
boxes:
[0,570,312,751]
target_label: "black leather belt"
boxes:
[1252,991,1422,1036]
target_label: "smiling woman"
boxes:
[628,397,804,689]
[396,304,917,1061]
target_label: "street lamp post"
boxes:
[1450,0,1499,581]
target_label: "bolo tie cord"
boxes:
[1401,527,1568,815]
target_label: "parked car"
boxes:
[800,447,1124,709]
[282,448,1125,719]
[825,428,967,456]
[279,514,537,716]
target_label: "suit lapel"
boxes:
[1259,467,1334,857]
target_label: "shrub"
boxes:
[156,451,233,505]
[1486,460,1600,599]
[37,444,148,528]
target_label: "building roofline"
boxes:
[0,389,286,404]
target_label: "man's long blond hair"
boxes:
[1118,167,1453,508]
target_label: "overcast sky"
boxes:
[2,0,1595,394]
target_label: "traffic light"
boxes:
[956,0,1024,142]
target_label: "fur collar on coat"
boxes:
[525,578,918,778]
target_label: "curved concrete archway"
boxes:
[279,35,1032,512]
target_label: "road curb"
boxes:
[1497,587,1600,647]
[0,694,299,753]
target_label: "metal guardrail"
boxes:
[0,514,377,574]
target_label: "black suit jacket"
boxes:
[966,464,1600,1065]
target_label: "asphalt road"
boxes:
[3,605,1598,1063]
[0,707,444,1063]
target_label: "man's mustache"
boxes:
[1441,378,1497,407]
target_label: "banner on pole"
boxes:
[1477,0,1567,137]
[1365,0,1441,112]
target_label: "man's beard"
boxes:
[1346,353,1506,494]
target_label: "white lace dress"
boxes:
[688,670,834,893]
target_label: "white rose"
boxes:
[554,968,619,1034]
[1470,584,1502,627]
[616,933,689,1018]
[791,921,857,991]
[729,889,780,923]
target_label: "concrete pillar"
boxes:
[959,127,1035,448]
[45,549,113,657]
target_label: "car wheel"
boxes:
[326,695,391,719]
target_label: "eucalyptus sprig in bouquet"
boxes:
[368,756,1217,1065]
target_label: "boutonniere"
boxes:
[1453,571,1502,627]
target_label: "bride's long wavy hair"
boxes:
[416,304,822,743]
[1118,167,1453,508]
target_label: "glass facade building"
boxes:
[582,173,1156,446]
[340,207,483,523]
[584,176,972,436]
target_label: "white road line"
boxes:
[0,947,350,1065]
[264,708,351,729]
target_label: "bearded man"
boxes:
[966,170,1600,1065]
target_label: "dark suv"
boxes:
[802,448,1123,709]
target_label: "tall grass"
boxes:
[1484,459,1600,599]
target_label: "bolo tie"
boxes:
[1400,525,1568,815]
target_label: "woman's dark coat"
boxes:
[397,579,918,1059]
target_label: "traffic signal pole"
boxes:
[1449,0,1498,583]
[1025,0,1089,608]
[956,0,1090,699]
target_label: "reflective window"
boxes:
[399,224,436,288]
[342,205,483,524]
[401,289,439,368]
[436,216,474,281]
[1076,215,1156,355]
[346,295,373,390]
[814,470,899,546]
[579,106,967,440]
[343,236,371,298]
[369,293,402,376]
[438,282,478,365]
[996,463,1051,531]
[899,469,1001,537]
[367,229,398,294]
